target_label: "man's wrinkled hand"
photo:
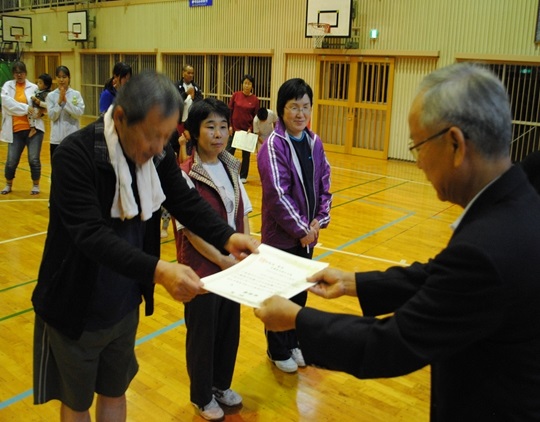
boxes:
[225,233,260,260]
[254,295,301,331]
[307,267,357,299]
[154,260,204,302]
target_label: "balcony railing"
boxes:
[1,0,100,13]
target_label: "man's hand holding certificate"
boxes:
[201,243,328,308]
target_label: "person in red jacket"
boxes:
[227,74,259,183]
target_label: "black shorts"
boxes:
[33,308,139,411]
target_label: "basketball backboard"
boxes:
[1,15,32,43]
[305,0,352,38]
[67,11,88,41]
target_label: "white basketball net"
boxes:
[309,23,330,48]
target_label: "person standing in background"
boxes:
[46,65,85,160]
[99,62,132,114]
[172,64,204,154]
[176,64,204,117]
[253,107,278,151]
[257,78,332,373]
[227,74,259,183]
[0,61,46,195]
[162,64,205,238]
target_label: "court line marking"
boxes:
[0,232,47,245]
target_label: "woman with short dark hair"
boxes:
[0,61,45,195]
[227,74,259,183]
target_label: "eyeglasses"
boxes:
[285,105,312,114]
[13,71,26,75]
[408,127,451,159]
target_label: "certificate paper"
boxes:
[201,244,328,308]
[231,130,258,153]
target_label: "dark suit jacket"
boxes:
[520,150,540,195]
[297,165,540,421]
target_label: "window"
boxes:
[486,63,540,161]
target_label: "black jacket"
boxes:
[32,118,234,339]
[297,165,540,421]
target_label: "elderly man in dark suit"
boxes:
[255,63,540,421]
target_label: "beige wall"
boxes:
[13,0,540,158]
[24,0,540,55]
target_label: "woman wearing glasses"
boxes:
[257,78,332,373]
[0,61,45,195]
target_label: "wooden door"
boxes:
[34,53,60,89]
[313,56,395,159]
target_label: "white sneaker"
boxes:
[160,229,168,238]
[213,387,242,406]
[270,356,298,373]
[193,397,224,421]
[240,178,247,184]
[290,348,306,367]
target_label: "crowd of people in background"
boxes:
[0,62,86,195]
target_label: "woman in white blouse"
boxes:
[46,65,85,161]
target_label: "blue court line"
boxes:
[135,318,185,346]
[0,318,186,410]
[0,389,33,410]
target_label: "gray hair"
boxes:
[417,62,512,158]
[113,70,183,125]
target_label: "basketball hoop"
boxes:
[12,34,27,43]
[60,31,80,40]
[308,23,331,48]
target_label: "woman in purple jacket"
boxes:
[257,78,332,373]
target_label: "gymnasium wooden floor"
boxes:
[0,118,462,421]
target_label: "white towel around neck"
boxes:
[104,107,166,221]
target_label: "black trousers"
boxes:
[226,136,251,179]
[265,244,313,361]
[184,293,240,407]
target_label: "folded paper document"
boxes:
[201,243,328,307]
[231,130,258,153]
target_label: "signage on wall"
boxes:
[189,0,212,6]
